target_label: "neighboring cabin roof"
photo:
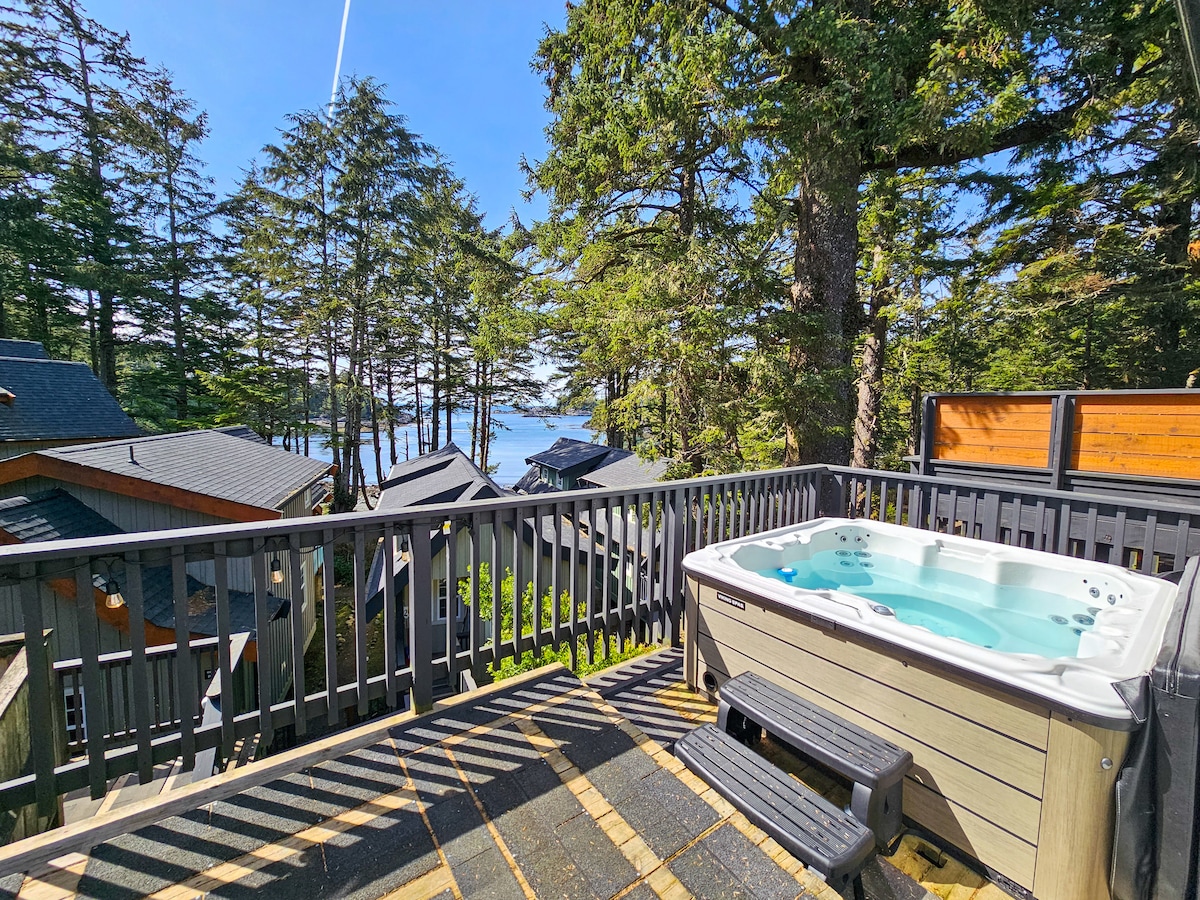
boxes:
[138,567,283,640]
[214,424,270,446]
[0,489,121,543]
[525,438,612,475]
[0,340,49,360]
[0,429,332,521]
[378,443,506,509]
[578,455,670,489]
[512,465,559,495]
[0,356,140,443]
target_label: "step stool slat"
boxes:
[676,723,874,896]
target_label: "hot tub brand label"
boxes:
[716,591,746,610]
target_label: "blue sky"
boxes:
[86,0,566,229]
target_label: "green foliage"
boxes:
[466,562,653,681]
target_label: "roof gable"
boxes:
[0,357,140,443]
[378,443,508,510]
[578,455,670,489]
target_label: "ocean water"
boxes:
[301,411,597,488]
[761,549,1099,657]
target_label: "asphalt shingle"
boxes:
[30,430,331,512]
[0,356,140,443]
[0,489,121,542]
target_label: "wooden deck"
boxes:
[0,649,1020,900]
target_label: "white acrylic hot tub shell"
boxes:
[681,518,1179,725]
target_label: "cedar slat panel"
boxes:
[1073,451,1200,480]
[936,408,1055,431]
[1075,411,1200,435]
[934,442,1050,468]
[934,427,1054,450]
[1073,431,1200,457]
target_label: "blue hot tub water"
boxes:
[760,546,1107,657]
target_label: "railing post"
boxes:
[664,488,686,648]
[20,564,57,820]
[918,395,937,475]
[73,557,106,800]
[409,521,434,713]
[1048,392,1075,491]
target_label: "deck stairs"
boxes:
[676,671,913,899]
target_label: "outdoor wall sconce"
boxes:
[442,520,452,535]
[270,557,284,584]
[400,534,411,563]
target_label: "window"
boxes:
[63,684,86,743]
[433,579,449,623]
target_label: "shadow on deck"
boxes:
[1,650,1003,900]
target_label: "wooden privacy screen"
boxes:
[933,395,1055,469]
[1073,393,1200,480]
[930,391,1200,480]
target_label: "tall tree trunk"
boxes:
[86,289,97,373]
[852,216,895,469]
[369,355,384,484]
[168,177,187,421]
[783,162,858,467]
[385,356,397,467]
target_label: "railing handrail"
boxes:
[826,465,1200,517]
[1,460,1198,577]
[0,464,828,574]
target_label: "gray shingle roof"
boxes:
[214,425,270,445]
[512,465,559,495]
[525,438,613,474]
[134,567,283,640]
[0,340,49,359]
[37,430,332,511]
[0,489,121,543]
[378,443,507,510]
[578,455,670,489]
[0,357,140,443]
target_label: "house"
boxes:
[515,437,669,493]
[0,428,333,714]
[0,341,141,460]
[364,443,609,670]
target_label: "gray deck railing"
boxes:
[0,463,1197,818]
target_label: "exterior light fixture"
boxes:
[442,520,452,535]
[270,558,284,584]
[400,534,411,563]
[104,578,125,609]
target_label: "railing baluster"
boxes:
[445,517,459,687]
[1141,512,1159,573]
[322,530,338,726]
[383,524,398,709]
[634,492,645,642]
[491,512,503,675]
[1175,515,1191,574]
[600,499,613,660]
[512,506,525,664]
[1056,499,1072,556]
[122,551,154,783]
[352,526,369,718]
[288,534,307,736]
[571,499,583,669]
[20,564,56,815]
[705,485,715,546]
[615,494,629,655]
[1011,496,1024,547]
[469,512,482,676]
[1083,505,1098,561]
[552,506,563,654]
[410,520,433,712]
[1110,509,1127,566]
[251,543,273,743]
[584,497,596,666]
[532,505,543,660]
[74,558,106,799]
[213,542,235,762]
[649,490,662,644]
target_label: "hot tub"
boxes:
[682,517,1181,900]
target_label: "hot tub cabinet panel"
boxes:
[685,576,1130,900]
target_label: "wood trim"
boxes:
[0,455,281,523]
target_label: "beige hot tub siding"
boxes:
[684,576,1129,900]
